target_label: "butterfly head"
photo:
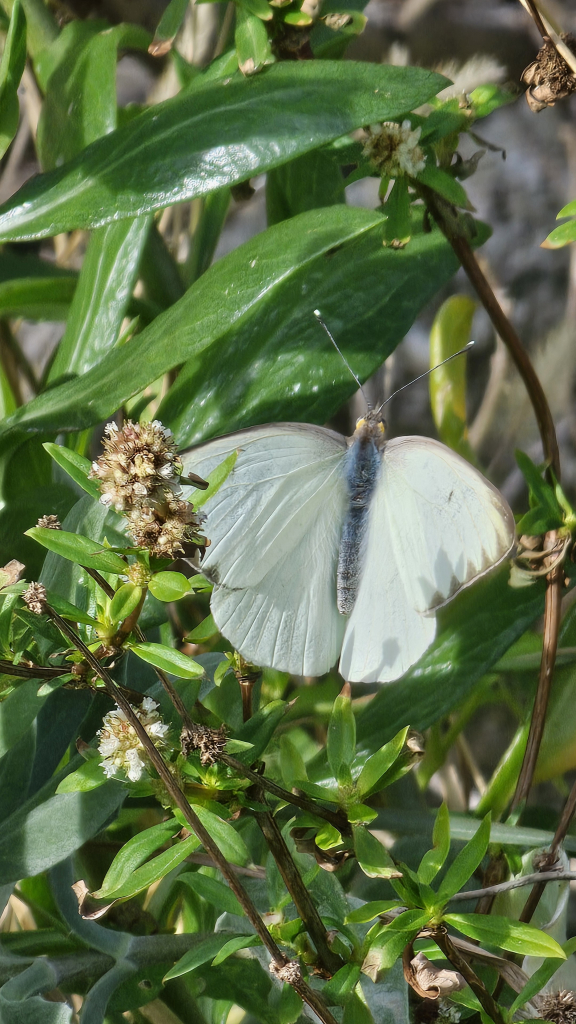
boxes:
[353,410,386,447]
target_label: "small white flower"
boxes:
[141,696,158,713]
[363,120,426,178]
[97,698,170,783]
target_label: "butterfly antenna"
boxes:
[376,340,474,414]
[313,309,371,410]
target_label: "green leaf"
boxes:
[327,685,356,785]
[0,0,26,160]
[48,216,152,382]
[345,900,402,924]
[0,777,126,884]
[95,832,201,901]
[187,614,219,642]
[0,62,447,240]
[383,177,411,245]
[55,756,107,793]
[429,295,476,459]
[315,823,343,850]
[417,163,470,208]
[148,571,191,602]
[356,566,544,753]
[0,677,47,758]
[24,526,127,574]
[444,913,567,959]
[469,83,516,119]
[151,0,188,53]
[558,199,576,219]
[342,991,374,1024]
[108,583,142,624]
[515,449,564,531]
[279,735,307,788]
[235,7,273,75]
[212,933,262,964]
[509,935,576,1014]
[45,590,98,625]
[164,932,254,981]
[190,804,250,865]
[368,909,431,970]
[266,149,345,226]
[241,0,273,20]
[43,443,101,499]
[0,206,466,454]
[129,641,204,678]
[437,814,490,902]
[186,450,238,508]
[323,963,361,1004]
[0,275,76,320]
[177,871,243,916]
[231,699,287,763]
[356,727,408,798]
[418,803,451,884]
[543,216,576,250]
[353,826,401,879]
[96,818,182,896]
[36,21,150,171]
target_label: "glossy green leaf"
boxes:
[242,0,273,20]
[437,814,490,902]
[177,871,243,916]
[0,61,446,240]
[356,567,544,752]
[327,686,356,785]
[368,909,430,971]
[558,199,576,219]
[235,8,273,75]
[151,0,188,52]
[191,804,250,865]
[509,936,576,1015]
[46,589,99,626]
[164,932,253,981]
[129,641,204,678]
[353,826,401,879]
[212,933,262,964]
[96,818,182,896]
[323,963,361,1004]
[108,582,142,624]
[543,216,576,250]
[95,832,200,901]
[42,443,101,499]
[0,778,126,884]
[55,756,107,793]
[417,163,470,209]
[187,451,238,508]
[444,913,566,959]
[187,614,219,642]
[279,735,307,788]
[345,900,402,924]
[185,187,231,284]
[148,571,191,602]
[231,699,287,763]
[515,448,564,533]
[429,295,476,459]
[383,177,411,244]
[24,526,127,573]
[36,20,150,171]
[418,803,451,885]
[48,216,152,382]
[342,991,374,1024]
[0,206,466,454]
[266,148,345,226]
[0,0,26,159]
[356,728,408,798]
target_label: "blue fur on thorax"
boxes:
[337,437,382,615]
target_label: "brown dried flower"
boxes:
[269,959,302,984]
[522,36,576,112]
[537,991,576,1024]
[90,420,206,559]
[181,722,227,764]
[22,582,47,615]
[37,515,62,530]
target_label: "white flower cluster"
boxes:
[97,697,169,782]
[363,119,425,178]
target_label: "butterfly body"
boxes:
[182,420,515,684]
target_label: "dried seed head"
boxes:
[22,582,47,615]
[269,959,302,984]
[90,420,206,559]
[522,35,576,112]
[37,514,62,530]
[181,722,227,764]
[363,120,425,178]
[537,991,576,1024]
[97,697,170,782]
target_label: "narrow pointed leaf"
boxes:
[444,913,567,959]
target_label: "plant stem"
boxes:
[419,185,564,820]
[253,794,343,975]
[433,929,507,1024]
[0,659,68,679]
[518,772,576,924]
[448,869,576,902]
[220,753,350,834]
[43,605,339,1024]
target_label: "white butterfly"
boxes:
[181,411,515,684]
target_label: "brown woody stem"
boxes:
[433,929,506,1024]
